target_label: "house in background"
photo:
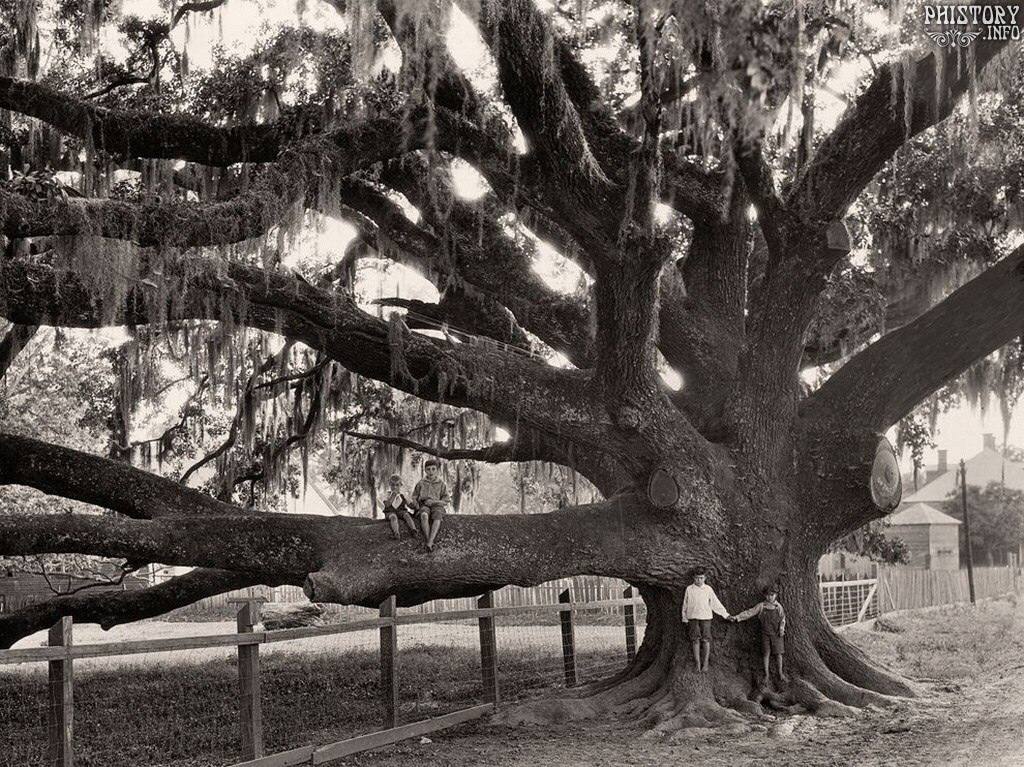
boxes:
[887,433,1024,569]
[904,433,1024,504]
[884,503,961,569]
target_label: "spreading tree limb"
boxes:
[804,242,1024,432]
[0,255,607,449]
[0,568,287,649]
[0,432,242,519]
[343,429,523,463]
[789,38,1012,227]
[0,76,285,165]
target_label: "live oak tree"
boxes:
[1,0,1022,733]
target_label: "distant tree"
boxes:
[943,483,1024,567]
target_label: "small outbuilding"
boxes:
[885,502,961,570]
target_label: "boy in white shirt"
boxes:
[681,567,731,672]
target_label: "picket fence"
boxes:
[172,576,633,618]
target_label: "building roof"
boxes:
[903,446,1024,504]
[887,502,961,526]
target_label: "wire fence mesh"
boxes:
[0,662,50,767]
[76,654,242,767]
[261,629,383,753]
[4,571,1009,767]
[395,617,483,722]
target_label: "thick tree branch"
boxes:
[0,254,607,449]
[0,114,437,246]
[0,511,326,573]
[343,430,520,463]
[304,492,706,606]
[171,0,229,27]
[0,432,244,519]
[470,0,613,195]
[803,243,1024,431]
[0,568,286,649]
[340,174,597,366]
[375,295,534,354]
[789,37,1012,226]
[660,150,724,227]
[0,76,284,165]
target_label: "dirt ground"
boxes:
[333,599,1024,767]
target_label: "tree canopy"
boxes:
[1,0,1023,731]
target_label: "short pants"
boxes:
[686,619,712,641]
[417,503,447,523]
[761,632,784,655]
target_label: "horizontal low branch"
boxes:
[0,568,293,649]
[0,510,328,573]
[305,492,702,606]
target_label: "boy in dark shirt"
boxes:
[730,586,788,682]
[383,473,418,540]
[411,458,450,551]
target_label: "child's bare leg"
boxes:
[419,512,430,539]
[762,649,770,679]
[700,639,711,671]
[776,654,787,681]
[401,512,418,534]
[426,519,442,549]
[387,514,401,539]
[691,640,701,670]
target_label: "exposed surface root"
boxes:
[814,616,916,697]
[495,589,913,737]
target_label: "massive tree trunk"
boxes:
[0,0,1017,739]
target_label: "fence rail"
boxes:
[169,576,635,616]
[0,584,645,767]
[2,568,1020,767]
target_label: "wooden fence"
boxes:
[0,586,644,767]
[876,565,1020,612]
[5,569,1020,766]
[819,565,1022,627]
[170,576,635,617]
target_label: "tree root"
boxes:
[493,652,899,736]
[494,589,912,737]
[813,615,916,697]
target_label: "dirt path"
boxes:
[331,671,1024,767]
[335,602,1024,767]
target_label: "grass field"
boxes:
[2,597,1020,767]
[0,619,635,767]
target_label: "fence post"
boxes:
[48,616,73,767]
[477,591,499,704]
[623,587,637,663]
[380,595,398,728]
[231,598,265,761]
[559,589,578,687]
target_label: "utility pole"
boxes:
[960,459,977,604]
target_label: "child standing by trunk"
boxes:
[730,586,787,683]
[681,567,732,672]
